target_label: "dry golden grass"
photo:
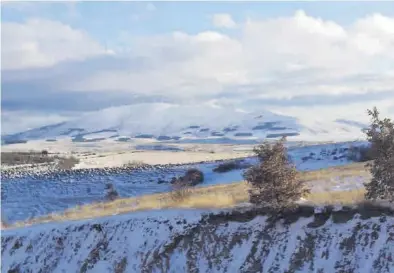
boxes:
[298,161,371,182]
[9,185,248,228]
[306,188,366,205]
[7,162,371,229]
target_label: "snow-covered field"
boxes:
[1,142,365,224]
[1,137,367,168]
[2,206,393,273]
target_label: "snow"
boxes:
[1,142,364,224]
[2,208,393,273]
[81,131,119,140]
[3,102,368,143]
[1,104,388,272]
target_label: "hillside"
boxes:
[2,103,368,144]
[2,205,393,273]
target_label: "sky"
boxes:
[2,1,394,134]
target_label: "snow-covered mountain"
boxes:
[2,206,393,273]
[2,103,368,143]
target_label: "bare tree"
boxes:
[364,107,394,201]
[244,137,309,208]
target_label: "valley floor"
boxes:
[1,138,254,168]
[5,162,370,229]
[1,138,363,168]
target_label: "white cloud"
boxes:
[66,11,394,100]
[2,10,394,124]
[212,13,237,29]
[1,19,108,70]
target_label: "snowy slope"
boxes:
[2,103,367,143]
[2,206,393,273]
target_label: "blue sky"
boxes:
[3,2,394,37]
[2,1,394,134]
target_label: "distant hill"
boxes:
[2,103,367,144]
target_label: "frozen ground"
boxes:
[2,206,393,273]
[1,142,365,224]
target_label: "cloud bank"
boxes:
[2,9,394,134]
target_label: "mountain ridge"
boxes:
[2,103,368,144]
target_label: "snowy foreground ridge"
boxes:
[2,206,394,273]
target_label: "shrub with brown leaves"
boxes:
[244,137,309,208]
[171,168,204,187]
[364,107,394,202]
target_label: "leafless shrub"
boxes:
[213,160,248,173]
[123,160,149,169]
[244,137,310,208]
[1,151,56,166]
[364,107,394,202]
[56,156,80,170]
[169,183,192,203]
[105,183,119,201]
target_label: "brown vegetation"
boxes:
[244,137,310,208]
[1,151,79,170]
[171,168,204,187]
[2,147,375,230]
[169,183,193,203]
[213,160,250,173]
[122,160,149,168]
[1,151,56,166]
[56,156,80,170]
[6,184,370,230]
